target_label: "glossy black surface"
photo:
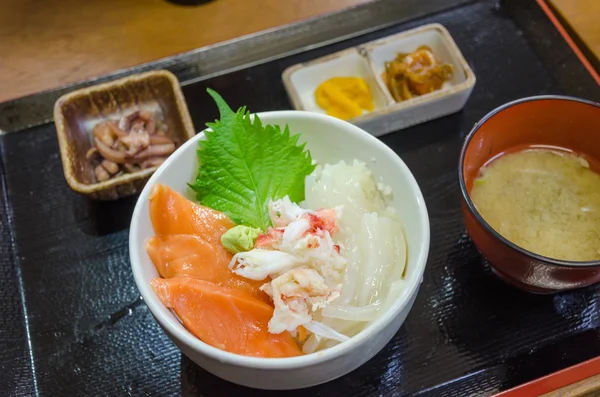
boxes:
[1,0,599,395]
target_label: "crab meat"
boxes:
[235,196,347,284]
[255,227,284,249]
[262,268,341,333]
[260,197,342,251]
[305,208,340,235]
[229,249,300,280]
[268,196,341,231]
[228,197,348,337]
[269,196,309,227]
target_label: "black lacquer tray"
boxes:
[1,0,599,396]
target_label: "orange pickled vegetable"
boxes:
[314,77,375,121]
[151,277,303,358]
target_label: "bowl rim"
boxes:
[458,94,600,268]
[130,110,430,369]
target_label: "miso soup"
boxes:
[470,148,600,261]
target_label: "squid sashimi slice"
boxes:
[151,277,303,358]
[149,184,234,243]
[147,234,266,301]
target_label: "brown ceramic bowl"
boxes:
[54,70,195,200]
[459,95,600,293]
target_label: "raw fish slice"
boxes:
[149,184,234,243]
[151,277,303,358]
[147,234,230,277]
[147,235,266,301]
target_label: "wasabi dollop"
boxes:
[221,225,262,254]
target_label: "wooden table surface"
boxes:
[0,0,371,103]
[548,0,600,70]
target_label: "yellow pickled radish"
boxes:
[314,77,375,121]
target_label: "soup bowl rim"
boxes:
[458,94,600,268]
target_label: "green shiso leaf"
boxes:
[191,89,315,230]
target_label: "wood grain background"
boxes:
[0,0,371,103]
[548,0,600,72]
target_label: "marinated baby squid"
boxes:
[88,111,176,182]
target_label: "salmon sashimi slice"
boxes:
[147,234,230,277]
[151,277,303,358]
[149,184,235,243]
[147,235,267,301]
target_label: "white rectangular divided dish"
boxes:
[282,23,476,137]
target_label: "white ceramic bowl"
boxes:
[129,111,430,390]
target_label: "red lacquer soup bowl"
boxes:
[459,95,600,293]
